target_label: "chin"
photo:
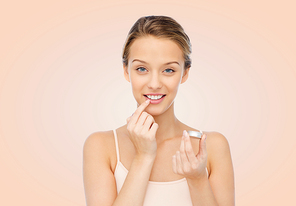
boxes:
[145,107,162,116]
[146,103,172,117]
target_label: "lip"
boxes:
[144,94,166,104]
[144,93,166,95]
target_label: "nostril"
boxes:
[147,81,162,89]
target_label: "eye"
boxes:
[164,68,175,73]
[136,67,147,72]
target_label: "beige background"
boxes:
[1,0,295,205]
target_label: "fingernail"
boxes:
[145,99,150,103]
[183,130,186,136]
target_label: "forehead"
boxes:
[129,36,184,65]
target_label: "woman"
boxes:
[83,15,235,206]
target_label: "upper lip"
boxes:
[144,93,166,96]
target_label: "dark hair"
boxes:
[122,15,192,70]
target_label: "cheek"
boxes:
[167,76,182,92]
[130,76,144,91]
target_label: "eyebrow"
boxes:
[131,59,180,66]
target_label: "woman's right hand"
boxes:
[126,100,158,158]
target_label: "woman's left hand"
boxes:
[172,130,208,180]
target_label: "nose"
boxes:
[147,72,162,89]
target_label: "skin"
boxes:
[83,35,235,206]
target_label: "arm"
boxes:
[188,132,235,206]
[172,131,235,206]
[83,132,117,206]
[114,99,158,205]
[83,132,156,206]
[83,100,159,206]
[113,154,155,206]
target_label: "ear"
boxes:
[181,67,190,84]
[123,64,130,82]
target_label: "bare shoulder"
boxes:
[83,130,118,205]
[206,131,230,152]
[182,124,230,152]
[183,125,230,153]
[205,131,232,164]
[84,130,114,143]
[83,130,115,155]
[84,130,107,141]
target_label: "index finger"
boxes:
[129,99,150,125]
[184,131,197,164]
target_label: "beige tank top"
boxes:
[113,129,209,206]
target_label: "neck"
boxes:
[149,102,183,144]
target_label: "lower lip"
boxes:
[144,95,166,104]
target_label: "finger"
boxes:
[198,133,207,157]
[142,115,155,131]
[147,122,158,138]
[127,112,134,123]
[172,155,177,174]
[136,112,149,126]
[128,100,150,125]
[180,137,190,168]
[176,151,183,174]
[184,130,198,164]
[126,116,132,123]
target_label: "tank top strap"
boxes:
[113,129,120,163]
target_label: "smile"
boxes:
[144,94,166,104]
[144,94,166,100]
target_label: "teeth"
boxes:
[146,95,164,100]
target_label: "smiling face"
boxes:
[123,35,190,116]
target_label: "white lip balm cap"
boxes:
[187,130,203,139]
